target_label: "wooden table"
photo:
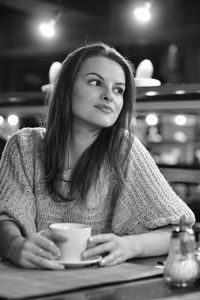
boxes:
[1,256,200,300]
[37,277,200,300]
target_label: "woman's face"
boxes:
[71,56,126,131]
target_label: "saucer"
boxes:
[58,255,102,268]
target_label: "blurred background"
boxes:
[0,0,200,216]
[1,0,200,91]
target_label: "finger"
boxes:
[83,242,113,259]
[19,260,41,269]
[34,234,61,259]
[34,256,65,270]
[100,251,122,266]
[20,237,58,260]
[34,247,55,261]
[15,249,58,270]
[29,253,65,270]
[18,256,47,269]
[16,252,41,269]
[87,234,114,247]
[101,256,124,266]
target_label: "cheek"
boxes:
[116,98,124,115]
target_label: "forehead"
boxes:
[78,56,126,82]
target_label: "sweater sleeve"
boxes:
[112,137,195,235]
[0,129,37,236]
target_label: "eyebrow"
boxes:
[85,72,125,86]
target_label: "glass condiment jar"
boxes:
[164,217,200,287]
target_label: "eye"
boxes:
[114,87,124,95]
[88,79,101,86]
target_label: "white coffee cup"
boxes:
[49,223,91,262]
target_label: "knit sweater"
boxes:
[0,127,195,236]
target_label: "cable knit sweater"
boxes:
[0,127,195,236]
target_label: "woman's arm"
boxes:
[83,226,172,266]
[0,220,23,260]
[0,220,65,269]
[124,226,171,258]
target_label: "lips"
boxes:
[94,104,113,112]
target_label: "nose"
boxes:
[101,87,114,102]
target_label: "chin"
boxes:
[95,116,117,128]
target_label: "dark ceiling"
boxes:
[1,0,200,57]
[1,0,200,92]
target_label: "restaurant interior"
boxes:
[0,0,200,216]
[1,1,200,299]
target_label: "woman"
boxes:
[0,42,195,269]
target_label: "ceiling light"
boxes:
[39,20,56,38]
[134,2,152,23]
[38,10,62,39]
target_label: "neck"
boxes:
[66,120,101,169]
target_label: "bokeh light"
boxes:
[134,2,152,23]
[0,116,4,126]
[174,115,187,126]
[39,20,55,38]
[145,114,158,126]
[7,114,19,126]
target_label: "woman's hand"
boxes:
[8,230,67,270]
[82,233,131,266]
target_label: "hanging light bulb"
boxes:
[134,1,152,23]
[38,11,62,39]
[39,20,56,38]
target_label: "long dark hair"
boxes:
[44,42,136,201]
